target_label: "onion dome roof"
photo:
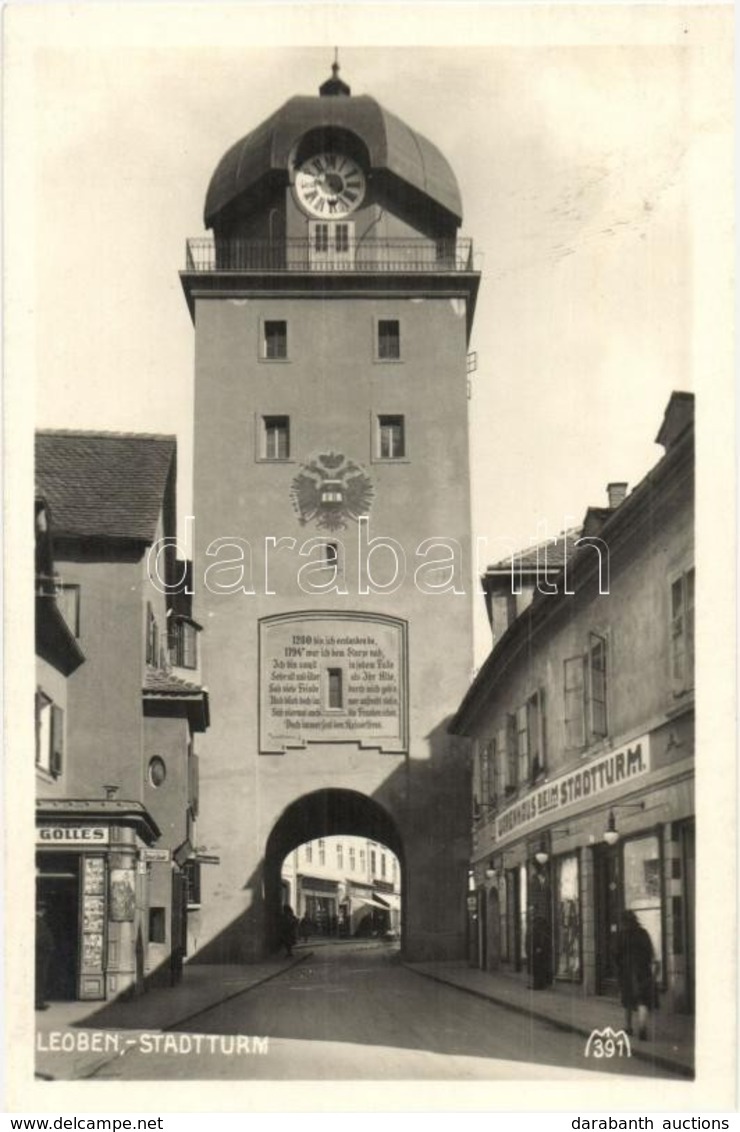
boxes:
[204,91,462,227]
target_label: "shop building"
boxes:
[35,431,210,1000]
[450,393,694,1013]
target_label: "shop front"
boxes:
[36,800,160,1002]
[471,728,694,1011]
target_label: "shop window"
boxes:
[554,854,581,981]
[261,416,290,461]
[377,319,401,361]
[185,861,201,909]
[588,633,608,738]
[564,655,586,749]
[149,907,166,944]
[377,415,405,460]
[262,320,288,360]
[623,834,663,982]
[671,567,695,695]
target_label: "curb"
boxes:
[404,963,694,1080]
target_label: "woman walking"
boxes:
[615,909,655,1040]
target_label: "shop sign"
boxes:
[495,735,651,844]
[142,849,171,863]
[37,825,109,845]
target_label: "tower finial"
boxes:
[320,49,351,97]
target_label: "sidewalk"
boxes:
[405,959,694,1078]
[35,949,313,1081]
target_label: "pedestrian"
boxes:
[279,903,298,958]
[35,904,54,1010]
[615,909,655,1040]
[299,915,310,943]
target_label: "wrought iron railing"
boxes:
[185,237,474,273]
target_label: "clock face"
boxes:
[295,153,366,218]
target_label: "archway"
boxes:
[263,789,405,954]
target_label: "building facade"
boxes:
[35,431,209,1001]
[181,65,479,962]
[451,394,695,1013]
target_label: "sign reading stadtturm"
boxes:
[259,612,408,754]
[494,735,652,844]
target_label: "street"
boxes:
[86,942,672,1081]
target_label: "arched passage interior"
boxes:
[264,788,405,952]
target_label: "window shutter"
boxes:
[506,713,518,790]
[588,633,608,738]
[51,704,64,776]
[564,655,586,748]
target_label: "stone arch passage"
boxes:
[263,788,405,953]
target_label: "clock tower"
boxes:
[181,64,480,962]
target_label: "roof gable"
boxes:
[35,430,176,544]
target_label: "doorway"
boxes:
[593,844,621,994]
[37,854,80,1000]
[486,888,501,971]
[309,221,355,270]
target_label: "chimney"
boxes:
[607,482,628,509]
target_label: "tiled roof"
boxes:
[35,430,176,542]
[143,667,204,696]
[486,527,581,573]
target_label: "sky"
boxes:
[19,8,732,663]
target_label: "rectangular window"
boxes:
[168,620,198,669]
[185,861,201,908]
[262,416,290,460]
[671,568,695,694]
[318,839,325,866]
[145,602,158,666]
[370,850,377,876]
[381,854,386,878]
[495,726,509,794]
[327,668,343,709]
[377,319,401,360]
[149,907,166,944]
[305,843,313,864]
[349,847,355,872]
[359,849,366,872]
[325,542,339,567]
[623,834,663,982]
[506,714,518,791]
[378,415,405,459]
[516,705,529,786]
[263,320,288,360]
[334,224,350,253]
[314,224,329,253]
[588,633,608,738]
[50,704,64,777]
[527,689,546,780]
[479,742,491,807]
[56,584,81,638]
[337,844,343,870]
[564,655,586,749]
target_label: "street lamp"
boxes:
[533,828,571,866]
[603,802,646,845]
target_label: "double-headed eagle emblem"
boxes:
[290,452,375,532]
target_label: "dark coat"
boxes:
[615,919,654,1008]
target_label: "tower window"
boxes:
[377,415,405,460]
[262,320,288,360]
[325,542,338,567]
[377,319,401,361]
[327,668,344,709]
[262,416,290,460]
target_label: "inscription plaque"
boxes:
[260,612,408,753]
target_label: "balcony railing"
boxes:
[185,236,474,274]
